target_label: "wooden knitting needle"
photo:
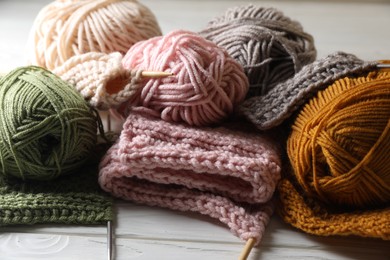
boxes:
[0,70,174,96]
[105,70,173,94]
[141,71,174,78]
[238,238,256,260]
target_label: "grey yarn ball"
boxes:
[199,5,317,98]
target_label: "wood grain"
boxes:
[1,203,389,259]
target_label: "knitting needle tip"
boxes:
[376,61,390,71]
[107,221,113,260]
[238,238,256,260]
[141,71,174,78]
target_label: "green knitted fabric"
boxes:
[0,67,112,225]
[0,158,113,225]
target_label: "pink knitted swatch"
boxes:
[117,30,249,126]
[99,113,281,243]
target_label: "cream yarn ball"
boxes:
[27,0,162,70]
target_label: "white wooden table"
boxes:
[0,0,389,259]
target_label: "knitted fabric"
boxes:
[0,158,113,226]
[240,52,378,130]
[99,113,282,244]
[54,52,142,110]
[278,179,390,240]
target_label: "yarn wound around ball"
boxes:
[27,0,162,70]
[0,66,98,181]
[199,5,316,98]
[287,70,390,208]
[278,68,390,239]
[119,30,249,126]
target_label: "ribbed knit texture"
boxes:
[0,158,113,226]
[278,69,390,240]
[278,180,390,239]
[240,52,378,130]
[99,112,281,244]
[54,52,142,110]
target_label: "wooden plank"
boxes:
[2,203,389,257]
[1,231,389,260]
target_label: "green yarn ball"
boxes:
[0,66,97,181]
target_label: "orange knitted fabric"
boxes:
[278,180,389,239]
[279,69,390,239]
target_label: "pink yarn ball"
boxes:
[119,30,249,126]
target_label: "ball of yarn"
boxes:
[199,5,316,98]
[119,30,249,126]
[0,66,98,181]
[288,70,390,209]
[27,0,162,70]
